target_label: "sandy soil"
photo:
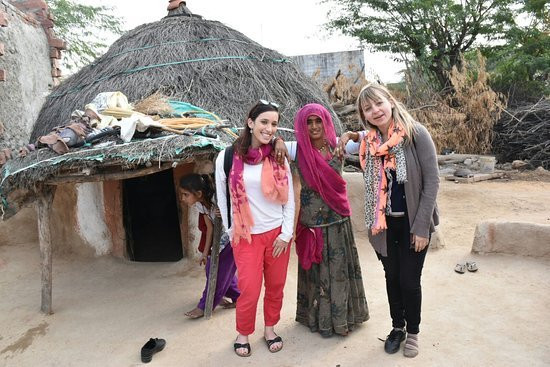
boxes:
[1,178,549,367]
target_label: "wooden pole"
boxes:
[203,216,222,319]
[37,185,56,314]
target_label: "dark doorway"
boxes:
[123,170,183,262]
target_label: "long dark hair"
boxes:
[179,173,215,208]
[234,101,279,156]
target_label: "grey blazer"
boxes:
[368,124,440,256]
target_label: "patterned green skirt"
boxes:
[296,218,369,337]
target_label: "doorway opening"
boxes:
[123,170,183,262]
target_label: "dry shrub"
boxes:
[408,52,506,154]
[323,63,368,106]
[133,92,174,116]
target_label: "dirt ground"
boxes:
[1,177,549,367]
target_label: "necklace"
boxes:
[315,139,329,154]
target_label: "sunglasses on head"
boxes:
[259,99,280,109]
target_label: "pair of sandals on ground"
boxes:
[454,261,478,274]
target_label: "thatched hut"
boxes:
[0,1,339,314]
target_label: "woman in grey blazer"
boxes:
[338,83,439,359]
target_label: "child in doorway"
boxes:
[179,173,240,319]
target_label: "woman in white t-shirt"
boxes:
[216,100,294,357]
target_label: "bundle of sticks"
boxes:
[493,98,550,169]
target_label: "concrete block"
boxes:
[472,220,550,258]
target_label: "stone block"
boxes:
[429,228,445,250]
[472,220,550,258]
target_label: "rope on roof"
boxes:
[93,38,252,66]
[49,55,291,98]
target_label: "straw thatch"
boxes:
[31,7,340,142]
[0,133,229,219]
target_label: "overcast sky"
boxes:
[80,0,402,82]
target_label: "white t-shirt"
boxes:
[215,149,295,243]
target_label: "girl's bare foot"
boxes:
[184,307,204,319]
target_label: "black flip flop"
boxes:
[233,342,251,357]
[141,338,166,363]
[265,336,283,353]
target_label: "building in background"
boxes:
[291,49,365,83]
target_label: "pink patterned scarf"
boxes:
[359,121,407,234]
[229,144,289,244]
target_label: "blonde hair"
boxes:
[356,83,418,142]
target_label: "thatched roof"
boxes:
[31,6,340,141]
[0,133,230,220]
[1,4,342,220]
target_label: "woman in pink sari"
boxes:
[276,103,369,337]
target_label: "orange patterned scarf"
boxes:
[229,144,288,244]
[359,121,407,234]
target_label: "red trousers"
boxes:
[232,226,291,335]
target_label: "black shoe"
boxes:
[141,338,166,363]
[384,329,406,354]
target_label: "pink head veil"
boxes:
[294,104,351,216]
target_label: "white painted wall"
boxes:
[0,0,53,149]
[76,182,112,255]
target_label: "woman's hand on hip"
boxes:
[272,237,289,258]
[410,234,429,252]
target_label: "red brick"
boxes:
[0,12,8,27]
[167,0,186,10]
[0,69,6,82]
[50,48,61,59]
[0,43,4,56]
[51,58,61,69]
[51,67,61,78]
[48,37,66,50]
[11,0,47,12]
[41,18,54,28]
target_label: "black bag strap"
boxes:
[223,145,234,228]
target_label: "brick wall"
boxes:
[5,0,65,84]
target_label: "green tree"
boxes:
[325,0,518,91]
[47,0,124,71]
[483,0,549,103]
